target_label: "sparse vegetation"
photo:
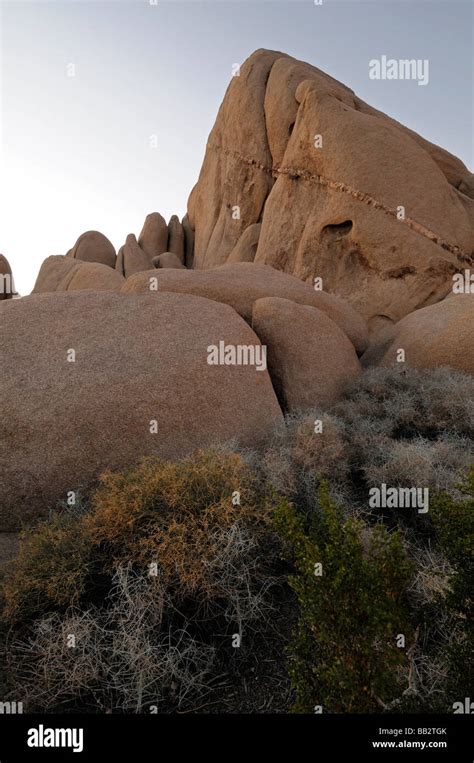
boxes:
[1,367,472,714]
[428,473,474,701]
[1,450,286,712]
[275,481,414,713]
[9,566,216,713]
[260,366,474,512]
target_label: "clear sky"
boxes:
[1,0,472,294]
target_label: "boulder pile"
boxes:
[1,48,473,529]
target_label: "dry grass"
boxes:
[257,367,473,511]
[10,566,215,713]
[363,434,472,492]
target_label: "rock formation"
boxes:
[167,215,185,264]
[121,233,153,277]
[361,295,474,376]
[138,212,169,259]
[182,213,195,268]
[115,246,125,276]
[4,48,474,530]
[33,255,124,292]
[66,231,117,269]
[152,252,186,269]
[0,291,282,529]
[187,49,474,333]
[227,223,261,264]
[252,297,361,411]
[122,261,369,354]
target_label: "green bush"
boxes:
[429,471,474,699]
[431,470,473,614]
[275,482,414,713]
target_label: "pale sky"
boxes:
[0,0,472,294]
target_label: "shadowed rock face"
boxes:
[187,49,474,329]
[167,215,185,264]
[152,252,186,269]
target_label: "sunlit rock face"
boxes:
[187,49,474,332]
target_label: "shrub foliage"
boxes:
[275,482,413,712]
[1,367,472,714]
[2,450,283,712]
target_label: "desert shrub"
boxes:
[10,566,215,713]
[274,482,414,713]
[428,471,474,700]
[86,450,277,605]
[335,366,474,442]
[260,412,349,511]
[363,434,472,494]
[2,511,92,622]
[2,449,285,712]
[381,469,474,712]
[430,470,474,614]
[3,450,279,624]
[260,367,473,511]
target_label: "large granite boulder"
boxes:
[66,231,116,269]
[121,262,368,354]
[361,295,474,376]
[0,291,282,530]
[252,297,361,411]
[33,255,125,293]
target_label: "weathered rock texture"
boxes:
[188,49,474,331]
[228,223,261,264]
[0,291,282,529]
[152,252,186,269]
[138,212,169,259]
[252,297,361,411]
[33,256,125,293]
[122,234,153,277]
[121,261,369,354]
[167,215,185,264]
[361,295,474,376]
[66,231,116,269]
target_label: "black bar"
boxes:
[0,713,471,761]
